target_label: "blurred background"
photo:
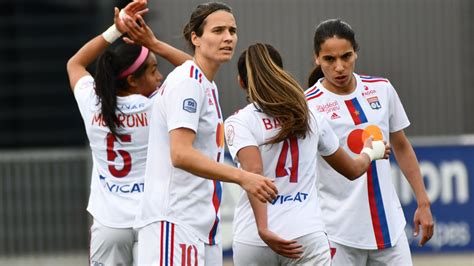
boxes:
[0,0,473,265]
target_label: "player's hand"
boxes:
[122,14,156,47]
[362,137,391,160]
[258,228,303,259]
[114,2,149,34]
[240,171,277,203]
[413,204,434,246]
[133,0,148,4]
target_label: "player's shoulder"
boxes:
[309,108,327,126]
[305,82,325,102]
[226,103,259,122]
[357,73,397,97]
[166,60,205,85]
[358,74,390,85]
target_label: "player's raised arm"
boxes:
[66,2,147,90]
[122,13,192,67]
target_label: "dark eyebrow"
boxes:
[212,25,237,31]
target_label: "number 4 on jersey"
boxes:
[275,136,299,183]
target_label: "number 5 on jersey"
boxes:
[107,133,132,177]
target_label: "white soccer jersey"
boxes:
[305,73,410,250]
[225,103,339,246]
[135,60,225,245]
[74,75,153,228]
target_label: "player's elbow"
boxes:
[66,58,74,74]
[170,149,187,168]
[345,169,362,181]
[342,160,367,181]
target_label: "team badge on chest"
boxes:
[367,96,382,110]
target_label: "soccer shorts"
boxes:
[233,231,331,266]
[89,218,138,266]
[137,220,222,266]
[330,232,412,266]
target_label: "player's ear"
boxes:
[237,75,245,89]
[314,54,320,66]
[191,32,201,47]
[127,75,138,88]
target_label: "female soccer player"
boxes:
[132,3,278,265]
[226,43,390,266]
[306,19,434,265]
[66,2,189,265]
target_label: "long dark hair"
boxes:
[241,43,310,144]
[307,18,359,87]
[183,2,232,50]
[94,43,148,136]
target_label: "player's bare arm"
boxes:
[323,137,390,180]
[66,2,147,90]
[122,14,192,67]
[390,129,434,246]
[237,146,303,259]
[169,128,278,203]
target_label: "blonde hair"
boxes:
[245,43,310,144]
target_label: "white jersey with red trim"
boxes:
[224,104,339,246]
[305,73,410,250]
[135,60,225,245]
[74,75,153,228]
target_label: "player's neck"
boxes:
[323,76,356,95]
[193,55,219,82]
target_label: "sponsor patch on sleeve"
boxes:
[183,98,197,113]
[225,125,235,146]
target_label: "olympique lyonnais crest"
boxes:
[367,96,382,110]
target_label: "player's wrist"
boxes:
[360,140,385,161]
[417,198,431,208]
[360,147,375,161]
[102,24,122,44]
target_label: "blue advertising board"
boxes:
[391,144,474,253]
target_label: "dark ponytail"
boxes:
[307,65,324,88]
[94,43,146,136]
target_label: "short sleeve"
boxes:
[224,113,259,163]
[73,75,97,116]
[387,83,410,132]
[315,114,340,156]
[164,78,204,133]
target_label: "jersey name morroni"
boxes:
[91,113,148,128]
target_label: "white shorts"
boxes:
[233,231,331,266]
[330,232,412,266]
[137,221,222,266]
[89,219,138,266]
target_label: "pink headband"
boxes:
[118,46,150,78]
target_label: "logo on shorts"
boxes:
[183,98,197,113]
